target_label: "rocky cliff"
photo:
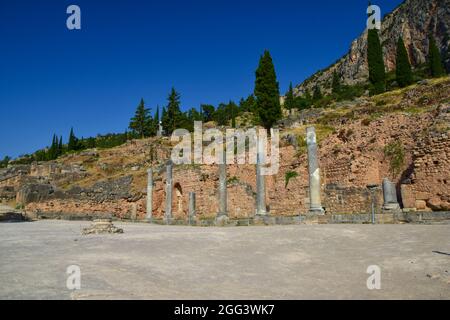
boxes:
[294,0,450,96]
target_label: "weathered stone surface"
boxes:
[16,183,54,205]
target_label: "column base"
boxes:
[164,215,173,225]
[308,208,325,215]
[254,214,275,225]
[383,203,400,211]
[215,214,229,226]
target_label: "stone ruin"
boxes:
[145,126,405,225]
[82,218,123,235]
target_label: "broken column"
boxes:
[382,178,400,210]
[189,192,196,224]
[306,127,324,215]
[256,135,267,216]
[216,152,228,223]
[164,161,173,223]
[146,168,153,221]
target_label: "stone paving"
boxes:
[0,220,449,300]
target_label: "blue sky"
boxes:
[0,0,403,159]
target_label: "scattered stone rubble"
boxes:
[82,219,123,235]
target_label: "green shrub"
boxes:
[285,171,299,188]
[384,141,405,177]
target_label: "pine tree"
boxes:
[68,128,79,151]
[129,98,151,138]
[332,71,341,94]
[367,28,386,94]
[284,82,296,112]
[428,35,446,78]
[165,88,183,134]
[254,50,282,130]
[395,37,413,87]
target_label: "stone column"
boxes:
[130,203,137,221]
[382,178,400,210]
[306,127,324,215]
[189,192,196,224]
[146,168,153,221]
[157,121,163,137]
[164,161,173,223]
[256,135,267,216]
[217,152,228,222]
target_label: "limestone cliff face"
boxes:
[295,0,450,96]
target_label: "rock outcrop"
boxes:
[294,0,450,96]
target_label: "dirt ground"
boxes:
[0,220,449,300]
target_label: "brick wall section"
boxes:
[402,133,450,211]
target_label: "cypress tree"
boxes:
[332,71,341,94]
[166,88,183,135]
[313,85,323,101]
[58,136,63,156]
[367,28,386,94]
[161,106,169,135]
[48,134,58,160]
[68,128,79,151]
[254,50,282,130]
[129,98,151,138]
[395,37,413,87]
[284,82,296,112]
[154,105,160,133]
[428,35,446,78]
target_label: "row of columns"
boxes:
[145,126,399,222]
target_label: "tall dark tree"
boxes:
[395,37,413,87]
[161,106,169,135]
[428,35,446,78]
[68,128,79,151]
[312,85,323,101]
[254,50,282,130]
[165,87,183,134]
[153,105,160,134]
[367,28,386,94]
[332,71,341,94]
[284,82,296,112]
[129,98,151,138]
[47,134,58,160]
[58,136,64,156]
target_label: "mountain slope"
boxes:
[295,0,450,96]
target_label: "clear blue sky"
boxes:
[0,0,403,159]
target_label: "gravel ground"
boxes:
[0,220,449,300]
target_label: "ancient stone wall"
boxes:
[402,133,450,211]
